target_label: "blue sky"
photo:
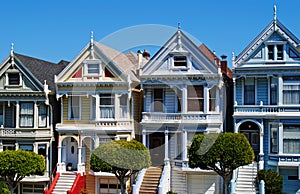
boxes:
[0,0,299,68]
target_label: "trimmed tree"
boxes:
[90,140,151,194]
[256,169,283,194]
[188,133,254,194]
[0,150,45,194]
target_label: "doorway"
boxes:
[239,121,260,159]
[149,132,165,166]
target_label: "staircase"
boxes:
[52,172,76,194]
[235,162,258,194]
[139,166,162,194]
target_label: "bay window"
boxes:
[100,94,115,119]
[20,102,34,127]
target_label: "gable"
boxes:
[142,30,218,77]
[0,55,44,92]
[234,20,300,67]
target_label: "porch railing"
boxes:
[0,128,51,137]
[142,112,221,122]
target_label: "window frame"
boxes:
[19,102,34,128]
[100,94,115,119]
[187,85,204,112]
[38,103,47,128]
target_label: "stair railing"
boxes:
[44,163,59,194]
[67,173,86,194]
[158,161,170,194]
[229,167,239,194]
[131,168,146,193]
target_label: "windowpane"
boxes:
[277,45,283,60]
[20,102,34,127]
[8,73,20,85]
[174,56,187,67]
[283,125,300,154]
[244,78,255,105]
[87,64,99,74]
[0,102,3,126]
[268,45,274,60]
[70,96,80,120]
[187,85,203,111]
[38,104,47,127]
[20,144,33,151]
[100,94,114,119]
[283,77,300,104]
[270,125,278,154]
[270,78,277,105]
[154,89,163,112]
[120,94,127,118]
[209,87,216,111]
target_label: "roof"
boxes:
[15,53,69,91]
[94,42,139,82]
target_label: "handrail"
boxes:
[44,163,58,192]
[67,173,86,194]
[158,162,170,194]
[132,168,146,194]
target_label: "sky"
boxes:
[0,0,299,68]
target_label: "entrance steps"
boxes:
[139,166,162,194]
[234,162,258,194]
[51,172,76,194]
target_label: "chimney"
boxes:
[136,50,143,78]
[220,55,227,74]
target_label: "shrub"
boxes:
[256,169,283,194]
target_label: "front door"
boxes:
[149,133,165,166]
[240,121,260,159]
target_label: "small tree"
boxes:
[188,133,254,194]
[256,169,283,194]
[0,150,45,194]
[90,140,151,194]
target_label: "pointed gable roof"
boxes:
[234,18,300,67]
[141,28,218,76]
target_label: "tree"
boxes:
[0,150,45,194]
[188,133,254,194]
[90,140,151,194]
[256,169,283,194]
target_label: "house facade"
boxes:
[137,28,232,194]
[233,9,300,194]
[53,35,139,193]
[0,48,66,194]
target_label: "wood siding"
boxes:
[236,79,243,105]
[257,78,268,105]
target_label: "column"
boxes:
[78,146,82,172]
[95,95,100,120]
[34,101,38,128]
[278,75,283,105]
[204,86,209,113]
[259,126,264,170]
[142,128,147,147]
[164,128,169,161]
[182,129,188,161]
[278,123,283,154]
[233,78,236,104]
[181,86,187,113]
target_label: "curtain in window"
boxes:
[119,94,127,118]
[38,104,47,127]
[70,96,80,119]
[20,103,34,127]
[244,78,255,105]
[283,85,300,104]
[100,107,114,118]
[283,126,300,153]
[100,94,115,119]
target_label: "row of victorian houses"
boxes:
[0,8,300,194]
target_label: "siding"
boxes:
[169,133,176,159]
[4,104,14,127]
[236,78,243,105]
[257,78,268,105]
[170,167,187,194]
[263,120,269,168]
[81,97,90,121]
[279,168,300,194]
[63,97,68,122]
[85,175,95,194]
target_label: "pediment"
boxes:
[142,30,218,77]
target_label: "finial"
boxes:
[273,5,277,20]
[10,43,15,66]
[178,22,181,30]
[90,31,95,59]
[90,31,94,45]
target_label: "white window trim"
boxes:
[83,59,102,77]
[169,55,191,70]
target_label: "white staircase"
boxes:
[52,172,76,194]
[235,162,258,194]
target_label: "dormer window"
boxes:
[84,59,101,77]
[87,64,100,74]
[8,73,20,85]
[174,56,187,67]
[267,44,284,60]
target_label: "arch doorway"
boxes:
[62,137,78,170]
[239,121,260,159]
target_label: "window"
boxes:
[270,77,277,105]
[154,89,163,112]
[175,133,182,160]
[187,85,203,111]
[209,87,217,111]
[119,94,127,118]
[8,73,20,85]
[38,144,47,158]
[268,44,283,60]
[244,78,255,105]
[22,183,45,193]
[99,178,120,194]
[69,96,80,120]
[3,140,15,151]
[174,56,187,67]
[20,102,34,127]
[283,77,300,104]
[270,125,278,154]
[283,125,300,154]
[87,64,100,74]
[100,94,115,119]
[38,104,47,127]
